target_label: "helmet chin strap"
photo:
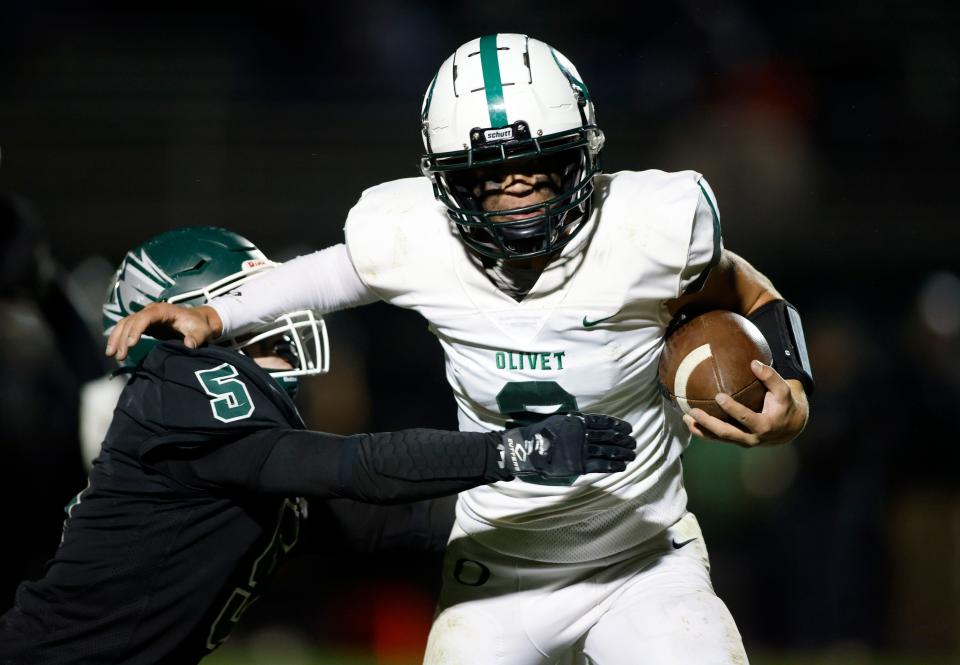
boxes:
[473,185,591,261]
[497,216,548,241]
[495,216,556,258]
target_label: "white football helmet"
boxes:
[420,34,605,260]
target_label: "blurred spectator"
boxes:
[0,194,108,605]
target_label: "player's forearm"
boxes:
[254,428,509,503]
[729,251,782,316]
[344,429,510,503]
[209,243,379,336]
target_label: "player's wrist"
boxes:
[498,427,530,477]
[785,379,809,438]
[755,379,808,447]
[493,444,515,480]
[199,305,224,339]
[498,423,557,478]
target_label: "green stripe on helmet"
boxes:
[550,48,590,102]
[479,34,508,127]
[421,73,438,122]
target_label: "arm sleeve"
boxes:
[679,177,724,295]
[151,427,510,503]
[210,243,380,336]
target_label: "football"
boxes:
[658,310,773,422]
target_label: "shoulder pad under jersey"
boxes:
[134,342,304,451]
[344,177,456,298]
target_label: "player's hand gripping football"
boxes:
[682,360,809,448]
[105,303,222,361]
[500,413,636,478]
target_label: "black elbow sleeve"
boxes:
[345,429,507,504]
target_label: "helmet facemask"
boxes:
[229,310,330,397]
[433,134,600,259]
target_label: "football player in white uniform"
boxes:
[106,34,813,664]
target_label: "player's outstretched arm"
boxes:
[105,303,222,361]
[347,413,635,502]
[159,414,636,504]
[105,244,378,361]
[309,413,635,502]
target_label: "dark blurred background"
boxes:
[1,1,958,663]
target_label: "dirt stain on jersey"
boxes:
[423,612,466,665]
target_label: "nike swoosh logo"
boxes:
[582,312,619,328]
[671,537,697,550]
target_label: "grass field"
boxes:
[204,645,960,665]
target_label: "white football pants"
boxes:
[423,512,748,665]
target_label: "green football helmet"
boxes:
[102,227,329,393]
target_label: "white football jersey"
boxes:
[345,170,722,563]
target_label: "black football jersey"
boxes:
[0,343,311,664]
[0,340,512,665]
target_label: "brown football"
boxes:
[658,310,773,422]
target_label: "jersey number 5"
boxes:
[195,363,255,423]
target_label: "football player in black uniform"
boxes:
[0,228,636,665]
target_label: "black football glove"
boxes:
[500,413,636,478]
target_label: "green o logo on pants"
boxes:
[195,363,255,423]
